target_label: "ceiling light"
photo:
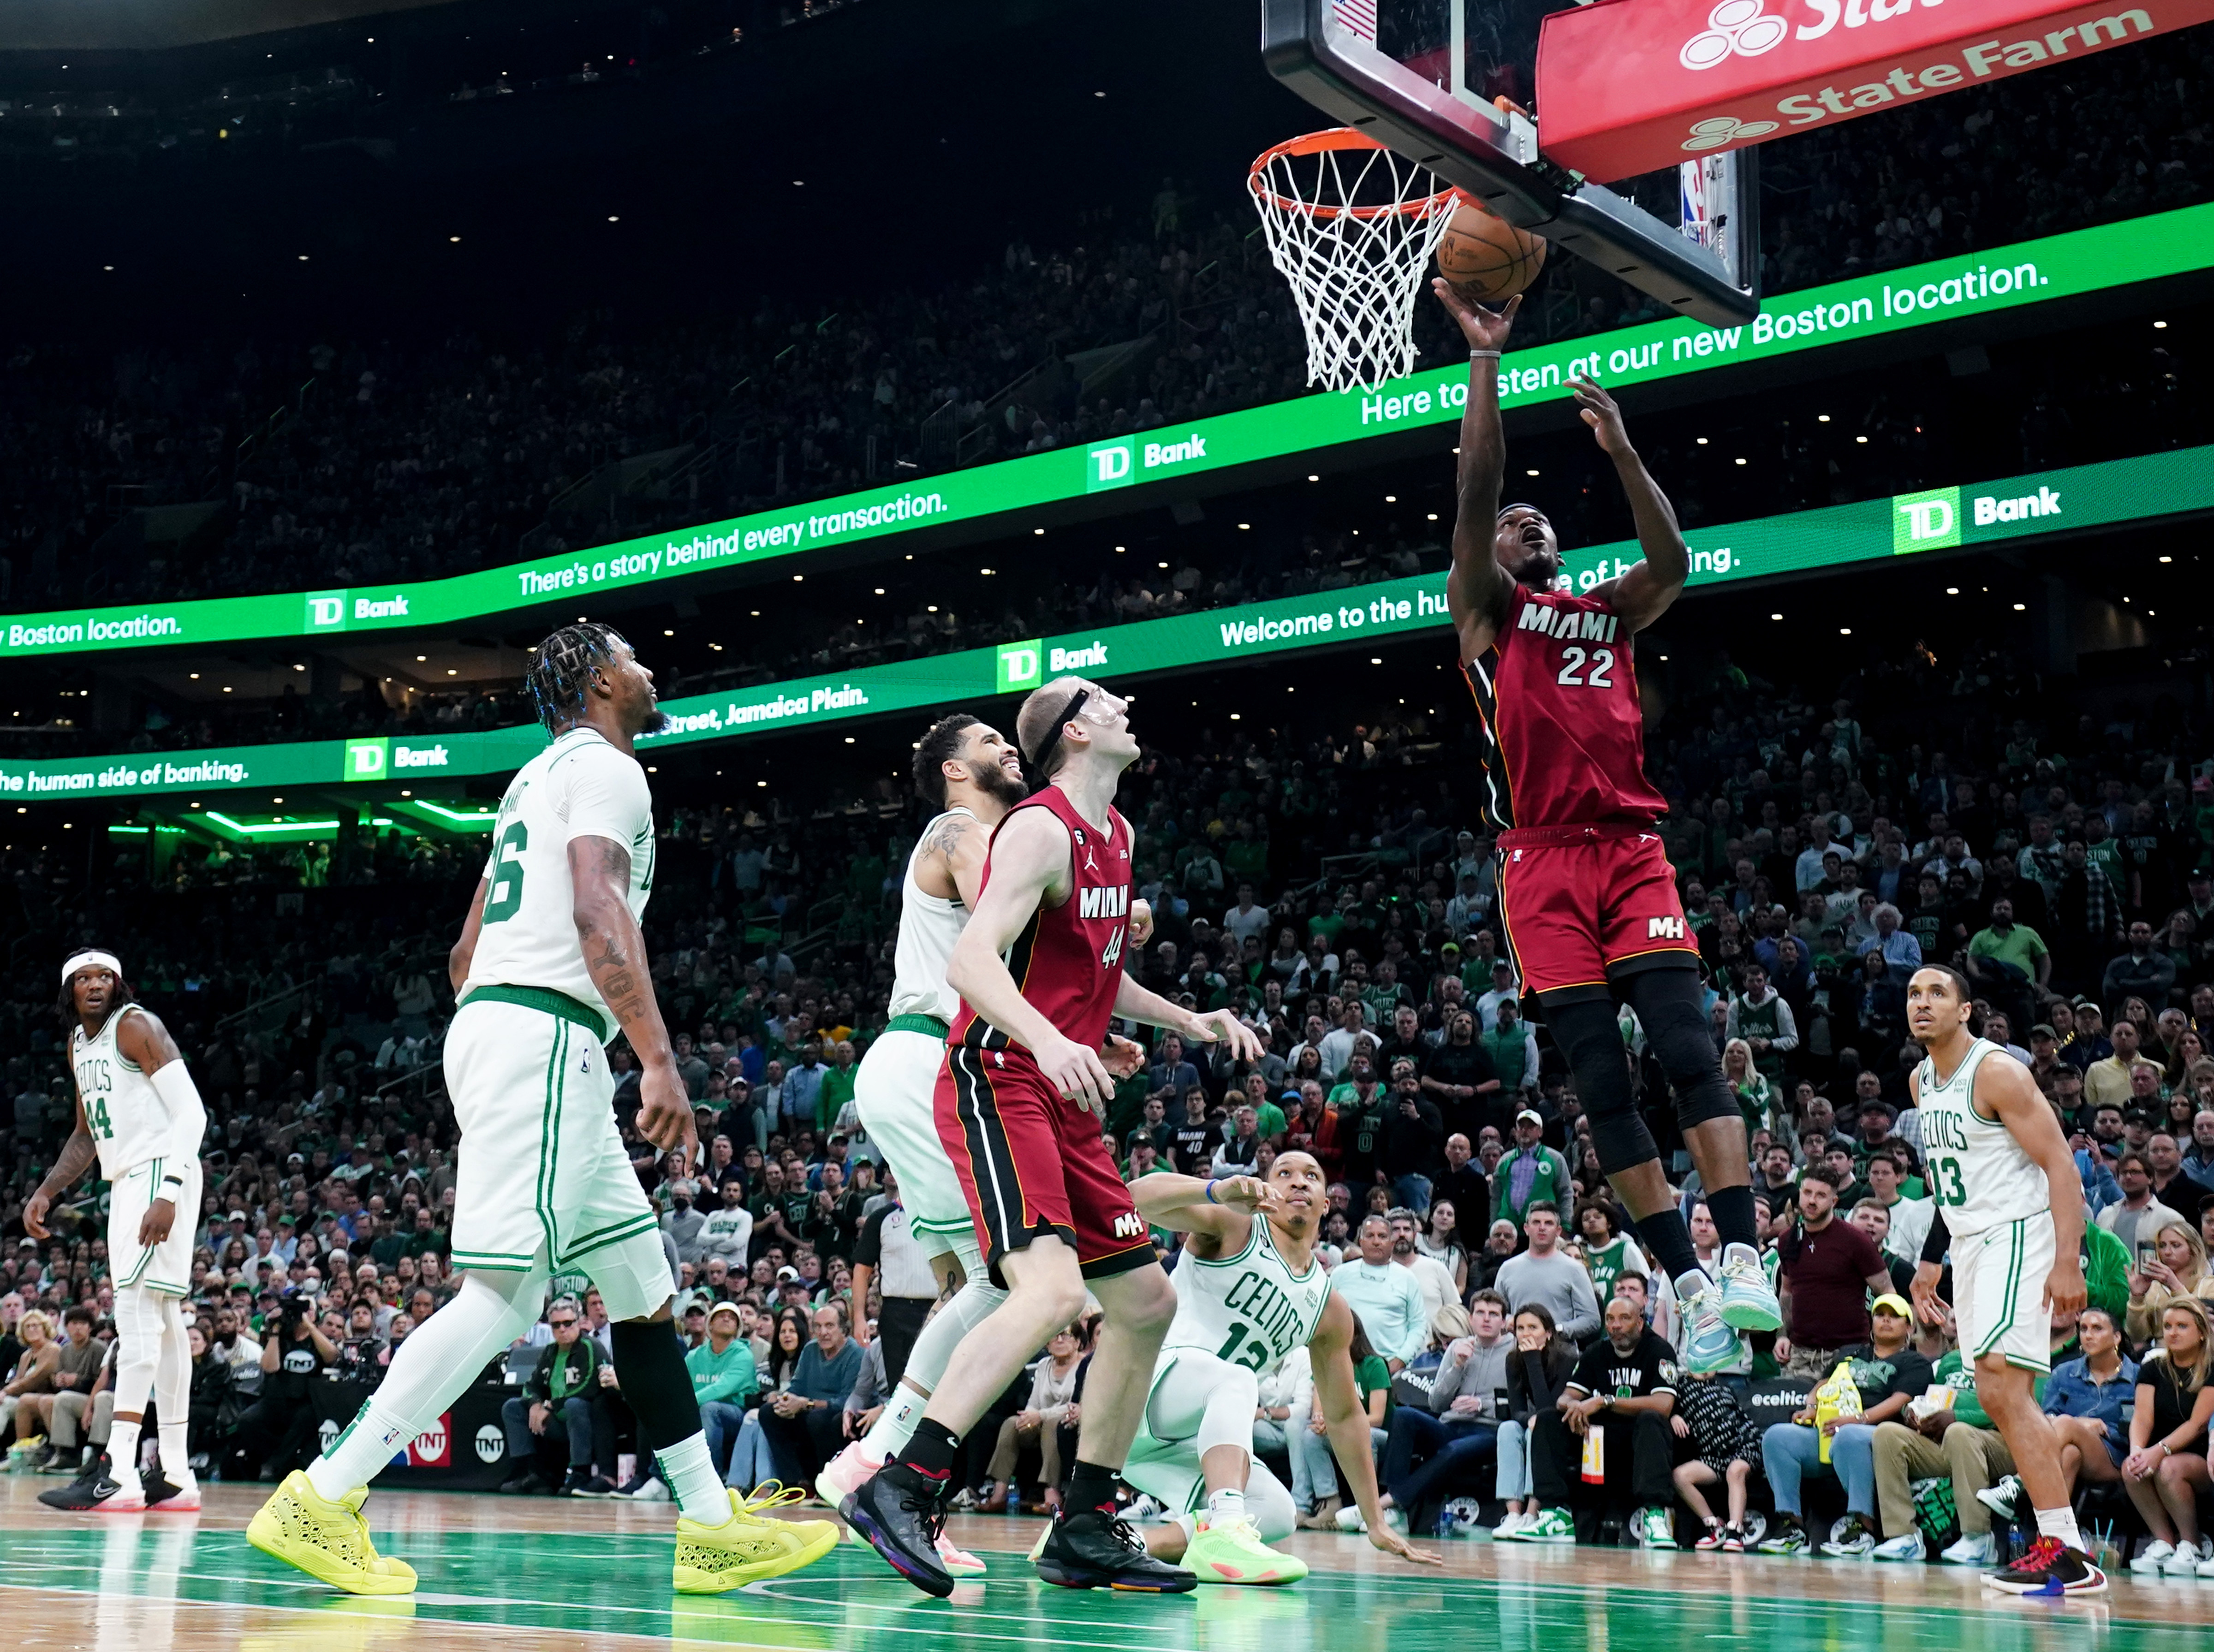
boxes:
[417,655,427,662]
[1839,627,1851,636]
[1369,658,1381,665]
[2012,602,2027,611]
[1307,475,1319,482]
[1033,528,1045,536]
[1427,513,1438,521]
[793,574,804,582]
[449,236,461,244]
[1817,414,1831,422]
[1856,435,1869,444]
[1524,469,1538,477]
[2154,320,2168,329]
[1384,495,1396,503]
[1238,523,1250,531]
[1696,437,1708,445]
[663,629,674,636]
[1733,457,1747,466]
[292,663,305,671]
[298,255,309,261]
[608,215,619,222]
[2159,555,2172,563]
[190,672,200,679]
[1945,587,1959,595]
[446,669,458,676]
[874,587,885,594]
[1769,613,1783,621]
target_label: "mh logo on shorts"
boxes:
[1648,916,1686,939]
[1113,1211,1145,1239]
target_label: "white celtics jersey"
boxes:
[1166,1212,1334,1377]
[1914,1036,2047,1237]
[72,1005,202,1180]
[886,808,974,1024]
[465,727,655,1030]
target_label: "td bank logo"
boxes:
[1892,487,1960,553]
[996,641,1042,695]
[306,590,349,630]
[1086,441,1134,493]
[343,737,390,781]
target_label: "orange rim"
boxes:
[1248,128,1461,222]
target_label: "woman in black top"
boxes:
[1496,1303,1577,1534]
[2122,1297,2214,1572]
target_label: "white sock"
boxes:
[656,1432,731,1524]
[307,1269,540,1501]
[158,1423,190,1480]
[2033,1505,2084,1551]
[108,1421,144,1481]
[1722,1242,1761,1273]
[861,1382,928,1462]
[1204,1486,1247,1526]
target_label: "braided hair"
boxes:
[57,960,136,1028]
[525,622,630,732]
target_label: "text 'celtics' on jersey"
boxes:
[466,726,655,1027]
[1914,1037,2049,1236]
[1163,1212,1333,1377]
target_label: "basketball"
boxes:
[1436,198,1547,303]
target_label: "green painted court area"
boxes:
[3,1519,2205,1652]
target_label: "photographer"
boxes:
[231,1293,335,1480]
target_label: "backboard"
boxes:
[1261,0,1761,326]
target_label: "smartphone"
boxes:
[2138,1243,2157,1268]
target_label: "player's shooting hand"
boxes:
[2044,1255,2088,1318]
[636,1060,696,1160]
[22,1189,51,1242]
[1371,1523,1445,1566]
[1909,1260,1945,1327]
[1570,374,1631,458]
[1431,283,1521,353]
[1210,1175,1283,1216]
[1099,1034,1146,1080]
[1188,1010,1263,1065]
[139,1197,176,1248]
[1038,1032,1115,1114]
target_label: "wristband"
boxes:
[1204,1179,1220,1205]
[160,1173,184,1189]
[1470,350,1500,361]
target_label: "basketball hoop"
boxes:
[1248,129,1459,395]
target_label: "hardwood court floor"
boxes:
[4,1474,2213,1652]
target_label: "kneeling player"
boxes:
[1118,1154,1440,1582]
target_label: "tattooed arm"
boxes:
[915,809,993,910]
[23,1086,97,1240]
[569,836,692,1161]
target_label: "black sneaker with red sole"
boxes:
[1985,1535,2108,1597]
[1034,1507,1196,1592]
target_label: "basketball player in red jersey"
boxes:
[1431,283,1780,1374]
[845,674,1265,1597]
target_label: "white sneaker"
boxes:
[2197,1550,2214,1580]
[1940,1532,1995,1566]
[1494,1511,1531,1538]
[2131,1539,2176,1573]
[1334,1503,1368,1533]
[2163,1540,2207,1576]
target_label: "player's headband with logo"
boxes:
[60,950,122,986]
[1025,688,1091,770]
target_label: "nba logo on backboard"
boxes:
[1892,487,1962,553]
[996,641,1042,694]
[409,1414,452,1467]
[305,591,348,630]
[1085,440,1134,493]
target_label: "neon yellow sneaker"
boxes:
[673,1483,841,1594]
[246,1472,418,1596]
[1183,1515,1310,1586]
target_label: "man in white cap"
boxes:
[25,950,207,1512]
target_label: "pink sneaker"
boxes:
[936,1532,987,1577]
[817,1443,884,1543]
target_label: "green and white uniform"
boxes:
[852,809,984,1277]
[1915,1036,2054,1372]
[1125,1214,1335,1539]
[74,1004,204,1297]
[446,727,670,1320]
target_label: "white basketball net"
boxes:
[1249,131,1459,395]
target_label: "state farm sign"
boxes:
[1535,0,2214,182]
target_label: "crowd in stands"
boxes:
[3,33,2207,636]
[1,604,2210,1558]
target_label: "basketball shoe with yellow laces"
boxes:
[673,1483,841,1593]
[246,1472,420,1596]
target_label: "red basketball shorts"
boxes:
[934,1042,1155,1288]
[1496,823,1697,999]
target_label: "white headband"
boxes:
[60,951,122,986]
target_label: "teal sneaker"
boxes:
[1872,1532,1927,1562]
[1520,1508,1577,1544]
[1679,1285,1747,1375]
[1718,1248,1783,1333]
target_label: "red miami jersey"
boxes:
[1462,581,1667,830]
[952,784,1132,1056]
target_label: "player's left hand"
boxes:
[22,1189,52,1241]
[1908,1260,1945,1328]
[636,1059,696,1162]
[1128,899,1154,946]
[1209,1175,1284,1216]
[1369,1522,1444,1566]
[2043,1255,2088,1319]
[1100,1034,1146,1079]
[1570,374,1631,458]
[1187,1010,1263,1064]
[139,1197,176,1248]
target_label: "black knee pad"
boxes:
[1624,968,1738,1131]
[1542,996,1656,1175]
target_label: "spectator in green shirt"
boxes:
[690,1302,760,1479]
[1965,898,2051,1010]
[815,1040,858,1135]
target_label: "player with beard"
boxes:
[249,624,835,1597]
[814,712,1030,1577]
[1116,1152,1442,1582]
[1431,284,1779,1378]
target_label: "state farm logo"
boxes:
[1680,0,1789,68]
[1683,113,1780,151]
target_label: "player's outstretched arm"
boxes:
[570,836,690,1160]
[1310,1294,1442,1565]
[1981,1055,2089,1316]
[1128,1171,1279,1249]
[1432,283,1518,661]
[1576,375,1690,632]
[1111,974,1265,1066]
[944,808,1115,1108]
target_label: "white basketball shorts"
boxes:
[1952,1212,2056,1374]
[109,1156,202,1297]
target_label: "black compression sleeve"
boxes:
[1920,1205,1950,1266]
